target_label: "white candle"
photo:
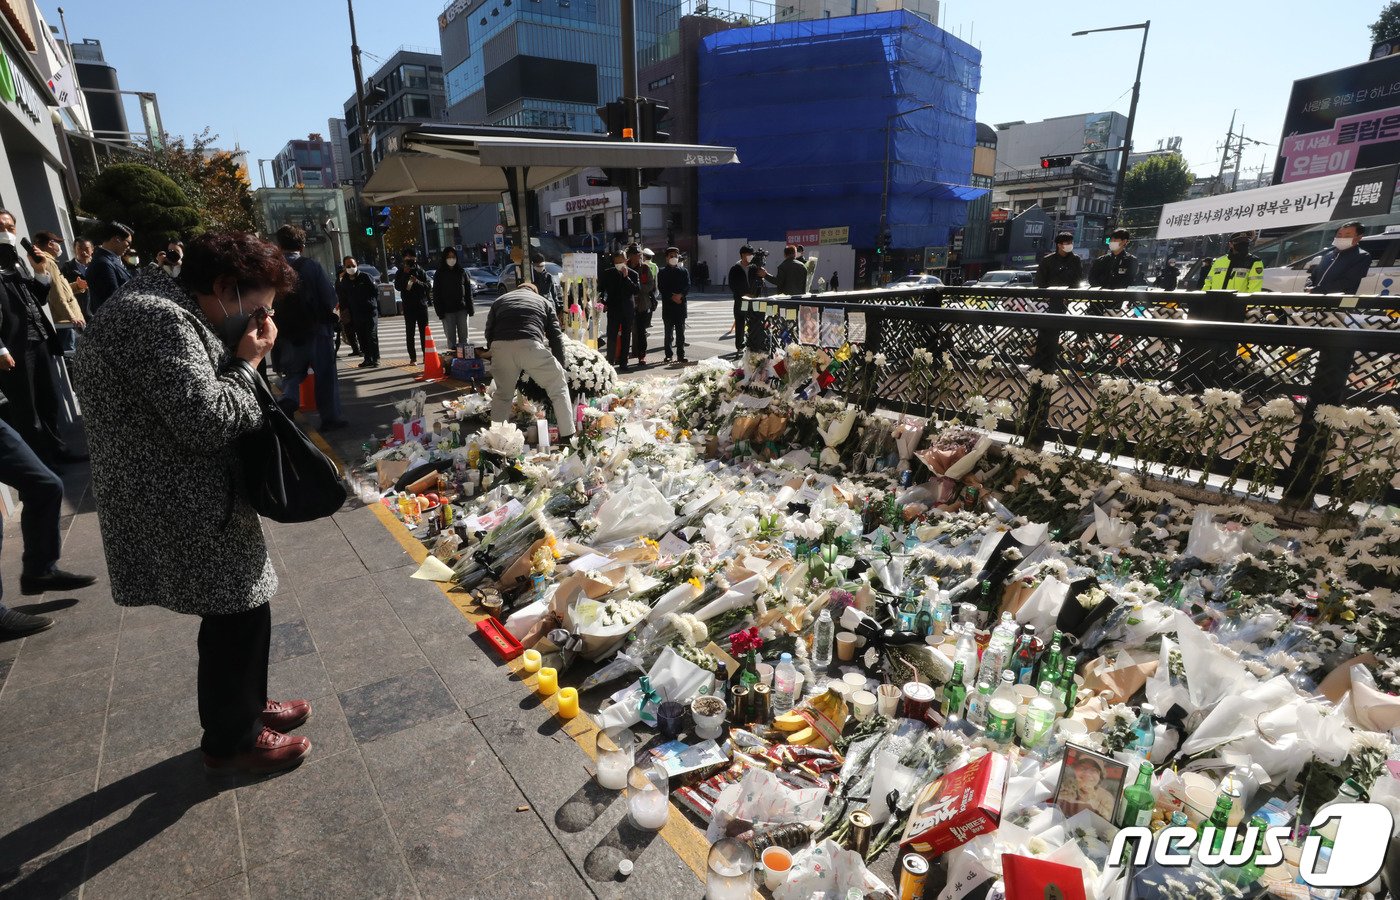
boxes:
[628,786,670,830]
[596,751,632,790]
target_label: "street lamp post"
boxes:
[1072,21,1150,227]
[879,102,938,285]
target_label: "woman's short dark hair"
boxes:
[179,232,297,296]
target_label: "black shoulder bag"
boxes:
[231,360,347,523]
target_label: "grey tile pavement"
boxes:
[0,347,705,898]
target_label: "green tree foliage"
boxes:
[79,163,200,254]
[1121,154,1194,232]
[1371,1,1400,43]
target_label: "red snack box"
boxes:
[900,751,1009,856]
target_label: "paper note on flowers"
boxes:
[461,499,524,533]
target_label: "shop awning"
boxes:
[361,124,740,206]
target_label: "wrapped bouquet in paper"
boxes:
[589,476,674,547]
[1089,505,1136,548]
[773,839,893,900]
[817,406,858,467]
[567,585,653,661]
[594,646,714,730]
[1184,508,1246,564]
[706,767,827,844]
[730,413,761,459]
[892,418,923,477]
[753,412,790,459]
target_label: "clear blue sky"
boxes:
[48,0,1389,184]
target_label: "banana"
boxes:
[774,712,807,732]
[787,726,818,745]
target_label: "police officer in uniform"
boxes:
[1034,231,1084,313]
[1202,231,1264,292]
[1087,227,1138,315]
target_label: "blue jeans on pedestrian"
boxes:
[0,418,64,602]
[279,326,343,425]
[440,310,470,354]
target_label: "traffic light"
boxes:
[638,98,670,187]
[1041,155,1074,168]
[596,100,630,138]
[363,206,376,237]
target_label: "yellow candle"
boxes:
[521,649,542,673]
[536,667,558,696]
[556,687,579,719]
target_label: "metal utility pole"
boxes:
[1212,110,1236,195]
[1073,21,1150,226]
[620,0,643,243]
[347,0,374,180]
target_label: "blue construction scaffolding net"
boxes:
[698,11,984,250]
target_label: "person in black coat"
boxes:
[275,226,346,430]
[657,247,691,363]
[432,246,475,353]
[726,245,775,351]
[1307,221,1373,294]
[337,256,380,367]
[86,220,134,311]
[1158,258,1180,291]
[598,251,639,371]
[1035,232,1084,313]
[393,248,431,363]
[1086,227,1138,315]
[0,213,73,464]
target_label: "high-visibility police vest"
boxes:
[1202,253,1264,292]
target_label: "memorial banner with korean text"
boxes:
[1155,164,1398,239]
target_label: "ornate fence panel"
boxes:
[742,290,1400,508]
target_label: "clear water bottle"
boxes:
[812,609,835,668]
[773,653,798,714]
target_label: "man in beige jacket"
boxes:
[31,231,83,353]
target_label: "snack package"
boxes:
[901,751,1009,856]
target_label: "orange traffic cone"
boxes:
[299,373,317,412]
[416,326,445,382]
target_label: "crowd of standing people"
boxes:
[597,243,691,371]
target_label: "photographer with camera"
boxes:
[725,245,775,352]
[394,247,431,364]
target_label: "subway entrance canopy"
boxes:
[361,124,740,256]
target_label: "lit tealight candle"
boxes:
[521,649,542,674]
[557,687,579,719]
[536,666,558,696]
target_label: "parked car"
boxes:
[882,274,944,289]
[468,267,502,293]
[967,269,1035,287]
[498,262,563,291]
[352,264,381,282]
[1261,230,1400,294]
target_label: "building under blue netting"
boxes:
[698,11,982,255]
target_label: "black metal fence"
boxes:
[742,288,1400,509]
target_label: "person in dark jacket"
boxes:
[658,247,691,363]
[1088,228,1139,289]
[393,248,431,363]
[87,220,134,311]
[529,251,562,312]
[1035,232,1084,312]
[1158,258,1180,291]
[481,283,574,439]
[1307,221,1373,294]
[274,225,346,430]
[337,256,379,368]
[432,246,475,353]
[774,244,809,296]
[725,246,775,351]
[629,246,657,366]
[598,251,640,371]
[0,211,77,465]
[62,238,93,318]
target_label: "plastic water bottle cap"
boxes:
[780,653,792,662]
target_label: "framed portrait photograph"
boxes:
[1053,744,1128,824]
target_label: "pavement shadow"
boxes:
[10,598,80,615]
[582,815,659,883]
[553,779,618,834]
[0,749,228,897]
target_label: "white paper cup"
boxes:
[836,632,857,661]
[842,672,868,691]
[761,846,793,892]
[876,684,901,718]
[851,690,877,721]
[757,663,774,687]
[1184,785,1217,826]
[1013,684,1038,707]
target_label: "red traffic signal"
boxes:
[1041,155,1074,168]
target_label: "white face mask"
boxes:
[446,258,458,267]
[125,255,140,266]
[1333,236,1355,250]
[163,264,181,277]
[0,231,17,247]
[345,266,358,276]
[1058,244,1073,254]
[615,263,627,272]
[533,263,544,272]
[1108,241,1123,253]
